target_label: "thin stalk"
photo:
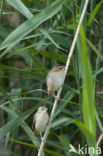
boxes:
[96,133,103,147]
[37,0,90,155]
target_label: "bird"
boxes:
[46,65,65,97]
[32,106,49,138]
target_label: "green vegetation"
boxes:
[0,0,103,155]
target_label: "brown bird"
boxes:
[46,65,65,97]
[32,106,49,138]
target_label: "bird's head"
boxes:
[37,106,48,113]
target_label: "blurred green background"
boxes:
[0,0,103,156]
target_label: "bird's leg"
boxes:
[54,84,63,101]
[53,92,60,101]
[54,92,60,101]
[40,133,44,141]
[60,83,63,89]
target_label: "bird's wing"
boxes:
[32,113,37,129]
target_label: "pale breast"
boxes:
[47,68,65,93]
[52,71,64,91]
[35,111,49,133]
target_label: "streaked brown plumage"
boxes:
[46,65,65,96]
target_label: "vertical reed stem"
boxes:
[38,0,90,155]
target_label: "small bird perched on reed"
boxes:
[32,106,49,138]
[46,65,65,97]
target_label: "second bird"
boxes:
[32,106,49,138]
[46,65,65,97]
